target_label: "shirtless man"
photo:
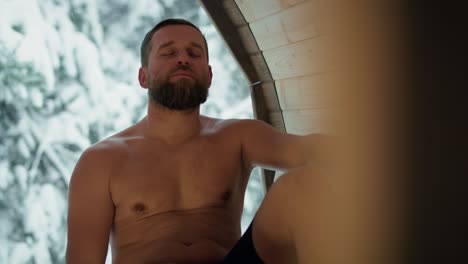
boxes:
[66,19,319,264]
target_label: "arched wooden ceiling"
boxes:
[200,3,405,261]
[199,0,330,189]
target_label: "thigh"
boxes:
[251,168,310,264]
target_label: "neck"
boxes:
[144,100,202,145]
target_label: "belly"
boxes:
[112,207,241,263]
[115,239,229,264]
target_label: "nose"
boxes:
[176,52,190,65]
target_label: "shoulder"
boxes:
[202,116,270,132]
[71,132,133,183]
[68,140,125,202]
[223,118,268,128]
[81,120,144,162]
[209,118,281,146]
[220,119,281,141]
[80,137,126,163]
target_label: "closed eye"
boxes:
[161,51,175,56]
[188,48,202,58]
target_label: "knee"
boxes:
[255,166,318,225]
[268,166,317,197]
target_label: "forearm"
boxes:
[301,133,334,168]
[65,239,109,264]
[66,250,108,264]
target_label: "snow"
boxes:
[0,161,10,189]
[0,0,264,263]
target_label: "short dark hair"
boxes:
[140,18,209,66]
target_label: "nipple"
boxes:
[221,191,231,202]
[133,202,147,213]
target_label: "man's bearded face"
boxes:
[147,64,210,110]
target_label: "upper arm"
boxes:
[239,119,330,171]
[240,120,311,171]
[66,146,115,264]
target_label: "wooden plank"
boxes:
[249,0,320,51]
[282,109,332,135]
[275,74,333,110]
[263,37,330,80]
[234,0,308,23]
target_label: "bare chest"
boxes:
[110,137,247,222]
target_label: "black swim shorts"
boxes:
[221,222,264,263]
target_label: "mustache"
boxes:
[170,64,193,74]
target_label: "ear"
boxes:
[138,67,148,89]
[207,65,213,88]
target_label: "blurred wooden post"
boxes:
[296,1,405,263]
[200,0,404,263]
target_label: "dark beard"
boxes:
[148,75,209,110]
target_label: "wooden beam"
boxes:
[251,81,281,111]
[268,110,286,132]
[200,0,258,83]
[238,25,261,54]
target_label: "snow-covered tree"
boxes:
[0,1,261,263]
